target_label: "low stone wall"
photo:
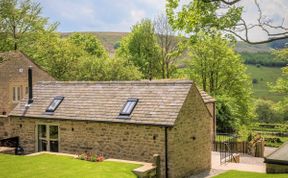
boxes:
[0,146,15,154]
[266,163,288,173]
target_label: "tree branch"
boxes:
[203,0,242,5]
[221,0,288,44]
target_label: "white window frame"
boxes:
[35,123,60,152]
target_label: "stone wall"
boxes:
[8,117,168,176]
[168,85,212,178]
[0,81,8,115]
[266,163,288,173]
[206,102,216,142]
[0,116,10,139]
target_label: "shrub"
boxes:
[114,41,121,49]
[252,78,258,84]
[76,152,105,162]
[255,99,283,123]
[96,154,105,162]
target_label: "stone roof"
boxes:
[199,90,216,104]
[10,80,194,126]
[265,141,288,165]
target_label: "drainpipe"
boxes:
[28,66,33,104]
[164,127,169,178]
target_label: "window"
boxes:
[37,124,59,152]
[119,98,138,117]
[46,96,64,113]
[12,86,22,102]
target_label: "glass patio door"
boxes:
[38,124,59,152]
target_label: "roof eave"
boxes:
[264,158,288,165]
[9,114,175,127]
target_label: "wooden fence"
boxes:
[214,141,248,154]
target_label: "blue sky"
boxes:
[39,0,288,41]
[40,0,166,32]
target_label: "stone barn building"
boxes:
[0,51,53,139]
[7,80,212,178]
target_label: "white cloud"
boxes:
[130,10,146,23]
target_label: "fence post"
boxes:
[153,154,161,178]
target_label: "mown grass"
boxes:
[214,170,288,178]
[246,64,284,102]
[0,154,140,178]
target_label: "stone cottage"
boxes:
[0,51,53,139]
[8,79,212,178]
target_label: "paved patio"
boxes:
[190,147,277,178]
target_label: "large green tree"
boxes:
[117,19,161,80]
[76,56,142,81]
[185,33,254,132]
[67,33,108,58]
[24,32,142,81]
[270,48,288,121]
[0,0,57,50]
[23,32,84,80]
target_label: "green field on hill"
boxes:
[246,64,284,102]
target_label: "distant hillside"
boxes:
[61,32,272,54]
[236,41,271,53]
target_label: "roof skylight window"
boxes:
[119,98,138,117]
[46,96,64,113]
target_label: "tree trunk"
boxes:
[165,61,169,78]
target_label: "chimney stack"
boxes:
[28,66,33,104]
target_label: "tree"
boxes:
[166,0,288,44]
[76,56,142,81]
[0,0,57,50]
[270,48,288,121]
[166,0,242,36]
[255,99,282,123]
[271,48,288,94]
[67,33,108,58]
[186,33,254,132]
[154,13,181,78]
[116,19,161,80]
[24,34,84,80]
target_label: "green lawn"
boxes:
[0,154,140,178]
[214,170,288,178]
[246,65,284,102]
